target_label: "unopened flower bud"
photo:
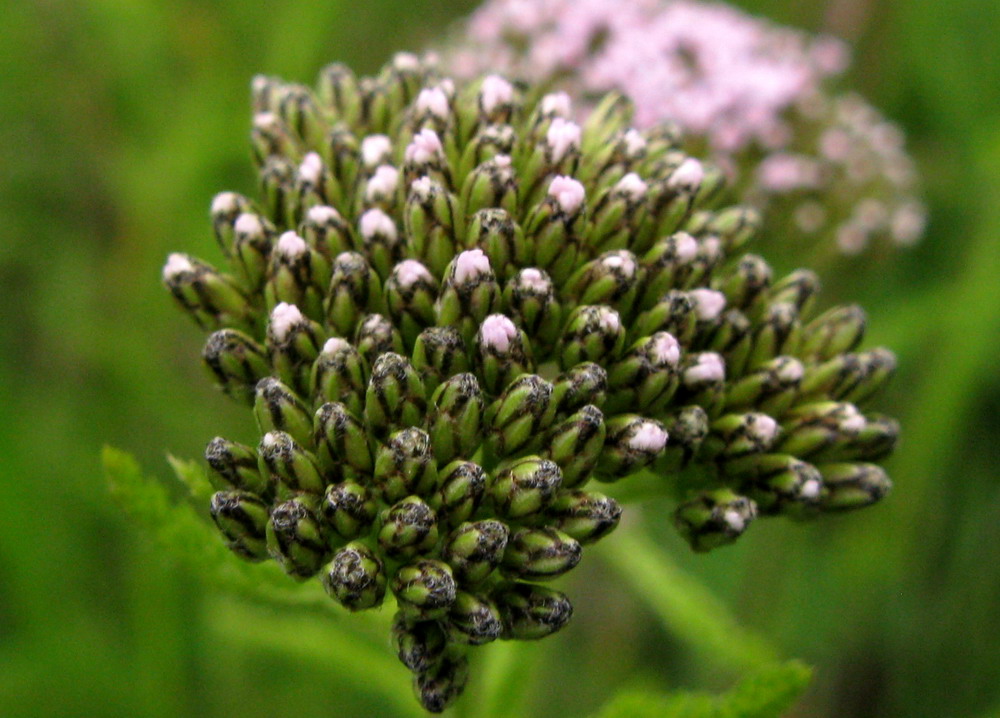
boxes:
[392,559,457,620]
[354,313,405,367]
[378,495,439,559]
[467,208,529,281]
[817,462,893,511]
[386,260,439,346]
[163,253,253,332]
[704,412,780,461]
[442,519,509,585]
[205,437,269,496]
[447,591,504,646]
[558,305,624,369]
[494,583,573,640]
[365,352,427,438]
[325,251,383,337]
[412,653,469,714]
[461,155,519,218]
[392,614,447,673]
[437,249,502,344]
[543,404,606,488]
[674,352,726,417]
[641,232,700,306]
[835,414,900,462]
[674,489,758,552]
[375,427,438,503]
[314,401,374,477]
[524,175,587,283]
[589,174,650,253]
[605,332,681,415]
[597,415,668,480]
[267,495,329,579]
[634,290,696,346]
[358,208,404,279]
[484,374,555,458]
[716,254,773,314]
[266,302,324,395]
[656,405,710,472]
[502,527,581,581]
[725,356,804,417]
[310,337,367,417]
[564,250,641,316]
[551,362,607,415]
[546,490,622,545]
[412,326,469,395]
[405,177,462,277]
[769,269,821,318]
[491,456,563,519]
[800,304,866,360]
[778,401,866,459]
[502,267,561,348]
[209,491,270,561]
[210,191,253,256]
[202,329,271,405]
[254,377,314,448]
[747,302,802,370]
[322,542,387,611]
[476,314,533,394]
[426,374,485,464]
[321,481,377,540]
[301,204,353,259]
[230,212,274,291]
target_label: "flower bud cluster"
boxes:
[443,0,924,254]
[165,55,897,712]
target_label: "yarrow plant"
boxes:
[443,0,925,256]
[163,53,898,712]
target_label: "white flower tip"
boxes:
[840,405,867,434]
[548,175,585,215]
[307,205,341,225]
[518,268,551,292]
[615,172,648,200]
[405,128,444,164]
[651,333,681,367]
[270,302,304,341]
[684,352,726,385]
[690,288,727,321]
[361,135,392,166]
[261,431,282,449]
[410,175,435,199]
[601,251,637,277]
[393,52,420,71]
[366,164,399,198]
[234,213,265,237]
[253,112,279,131]
[359,208,396,240]
[623,129,647,156]
[722,509,746,533]
[395,259,432,288]
[454,248,492,284]
[163,253,194,281]
[674,232,699,262]
[416,87,450,119]
[276,231,307,258]
[597,307,621,334]
[322,337,351,355]
[629,422,668,453]
[546,117,582,162]
[211,192,241,216]
[298,152,323,184]
[493,154,513,169]
[480,314,517,352]
[481,75,514,114]
[778,358,805,383]
[541,92,572,118]
[800,479,822,501]
[668,158,704,192]
[750,414,779,443]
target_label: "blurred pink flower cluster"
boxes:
[442,0,924,254]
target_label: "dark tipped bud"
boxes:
[484,374,555,458]
[461,156,519,218]
[634,290,696,346]
[412,653,469,714]
[558,305,625,369]
[209,491,270,561]
[426,374,485,465]
[656,405,709,472]
[605,332,681,415]
[377,496,439,560]
[597,415,668,480]
[392,614,447,673]
[265,302,324,395]
[301,204,354,259]
[502,267,561,348]
[205,437,269,496]
[491,456,563,520]
[162,253,253,332]
[725,356,805,417]
[801,305,867,360]
[543,404,606,488]
[817,462,893,511]
[769,269,821,318]
[314,401,374,477]
[265,230,330,321]
[777,402,867,459]
[254,377,314,448]
[321,481,377,540]
[442,519,509,585]
[258,431,324,494]
[547,490,622,545]
[404,177,462,278]
[354,313,405,367]
[411,326,469,395]
[267,496,329,579]
[374,428,438,503]
[747,302,802,370]
[385,260,439,347]
[726,454,824,515]
[392,559,457,620]
[476,314,533,394]
[551,362,607,415]
[202,329,271,405]
[310,337,367,417]
[365,352,427,439]
[716,254,772,314]
[704,412,780,461]
[325,251,383,337]
[210,191,252,256]
[322,542,387,611]
[448,591,503,645]
[564,250,641,314]
[431,461,488,528]
[494,583,573,640]
[674,489,758,552]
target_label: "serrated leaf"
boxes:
[167,453,214,502]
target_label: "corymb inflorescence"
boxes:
[164,53,898,713]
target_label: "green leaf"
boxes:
[166,453,214,503]
[591,660,813,718]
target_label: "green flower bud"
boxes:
[476,315,533,394]
[382,52,429,114]
[392,559,458,620]
[589,174,650,254]
[837,348,897,406]
[365,352,427,439]
[558,305,625,369]
[674,489,758,552]
[357,208,404,279]
[467,209,530,283]
[564,250,642,317]
[502,267,561,348]
[412,654,469,714]
[523,175,587,284]
[702,309,752,379]
[546,490,622,545]
[576,126,648,190]
[543,404,606,488]
[258,430,325,494]
[265,302,324,396]
[724,356,804,417]
[633,290,696,346]
[448,591,503,645]
[491,456,563,520]
[210,192,253,257]
[800,304,867,360]
[357,163,400,214]
[405,177,463,277]
[442,519,509,585]
[597,415,668,480]
[313,401,374,477]
[209,491,270,561]
[230,212,274,291]
[162,253,253,333]
[323,127,361,194]
[641,232,700,306]
[431,461,488,529]
[747,302,802,370]
[403,128,453,188]
[205,437,270,496]
[816,462,893,511]
[392,614,448,673]
[437,249,502,344]
[728,454,824,516]
[300,204,354,259]
[502,527,582,580]
[605,332,681,415]
[259,155,296,226]
[267,496,330,579]
[769,269,821,318]
[647,156,705,236]
[277,86,326,149]
[456,124,518,186]
[493,582,573,640]
[202,329,271,405]
[322,542,387,611]
[833,414,900,462]
[359,77,393,135]
[354,313,405,367]
[254,377,314,449]
[377,496,439,560]
[252,112,298,167]
[321,481,377,540]
[461,155,518,218]
[484,374,555,458]
[580,92,632,157]
[324,251,383,337]
[386,260,439,347]
[411,326,469,395]
[310,337,368,416]
[426,374,485,464]
[264,230,330,320]
[777,401,867,459]
[316,63,360,123]
[551,362,607,415]
[703,412,780,461]
[696,205,761,253]
[655,405,709,473]
[374,428,439,503]
[715,254,772,314]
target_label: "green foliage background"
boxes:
[1,1,998,716]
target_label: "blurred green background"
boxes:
[2,1,998,716]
